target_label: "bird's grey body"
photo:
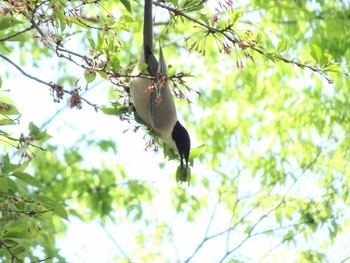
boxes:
[129,0,190,167]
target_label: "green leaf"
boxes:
[2,230,28,239]
[0,16,23,31]
[96,139,117,153]
[0,154,17,174]
[323,64,342,73]
[10,172,44,190]
[84,69,96,83]
[2,238,18,247]
[2,30,27,42]
[256,32,263,43]
[276,39,288,53]
[28,122,51,141]
[28,122,40,136]
[276,209,283,225]
[140,63,149,73]
[2,223,32,239]
[230,10,243,25]
[52,202,69,220]
[320,53,333,66]
[169,0,178,5]
[163,142,178,162]
[97,32,104,50]
[119,14,134,24]
[100,103,129,116]
[199,14,210,26]
[98,71,108,79]
[57,8,67,32]
[7,177,17,192]
[109,54,120,70]
[186,3,205,12]
[189,144,205,160]
[0,118,16,126]
[0,43,13,55]
[265,51,277,62]
[14,160,30,172]
[175,166,191,185]
[120,0,132,13]
[0,174,8,192]
[12,245,26,255]
[0,102,20,115]
[87,36,95,49]
[36,196,69,220]
[310,44,322,63]
[67,16,90,28]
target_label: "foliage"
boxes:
[1,0,350,262]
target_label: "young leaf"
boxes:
[100,103,129,116]
[109,54,120,70]
[84,69,96,83]
[176,166,191,185]
[276,39,288,53]
[320,53,332,66]
[140,63,149,73]
[14,160,30,172]
[256,32,263,43]
[310,44,322,63]
[0,174,8,192]
[0,16,23,31]
[0,118,16,126]
[169,0,178,6]
[231,10,243,25]
[189,144,205,160]
[199,14,210,26]
[119,15,134,24]
[87,36,95,50]
[163,142,178,162]
[1,154,17,174]
[51,202,69,221]
[28,122,51,141]
[0,102,20,115]
[12,245,26,255]
[10,172,44,190]
[323,64,341,73]
[36,196,69,221]
[120,0,132,13]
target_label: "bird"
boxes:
[129,0,191,168]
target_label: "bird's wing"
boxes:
[149,44,177,130]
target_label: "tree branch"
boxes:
[97,220,132,263]
[0,53,99,111]
[0,25,34,42]
[155,1,349,81]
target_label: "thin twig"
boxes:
[0,53,99,111]
[155,1,348,81]
[0,53,53,87]
[0,208,54,216]
[0,25,34,42]
[97,220,132,262]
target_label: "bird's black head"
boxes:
[172,121,191,168]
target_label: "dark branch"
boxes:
[0,54,99,111]
[0,25,34,42]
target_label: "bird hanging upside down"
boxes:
[129,0,191,171]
